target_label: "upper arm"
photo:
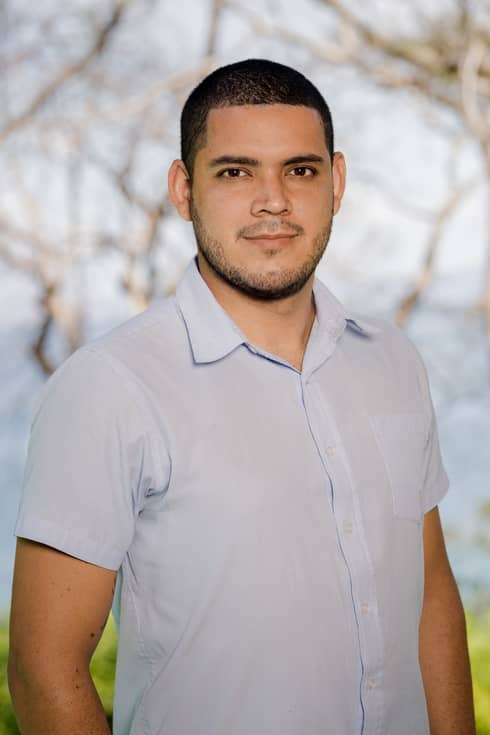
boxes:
[422,506,461,610]
[422,506,451,580]
[16,349,168,573]
[9,539,117,680]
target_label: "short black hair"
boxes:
[180,58,334,178]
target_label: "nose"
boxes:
[250,173,291,217]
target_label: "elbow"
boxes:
[8,645,93,725]
[8,642,87,700]
[8,645,22,691]
[7,649,27,717]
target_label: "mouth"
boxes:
[243,234,297,247]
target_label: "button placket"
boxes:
[301,375,384,732]
[342,520,354,535]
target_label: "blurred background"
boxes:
[1,0,489,730]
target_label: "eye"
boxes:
[218,168,247,178]
[289,166,316,177]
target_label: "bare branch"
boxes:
[32,280,57,376]
[365,66,459,110]
[0,0,127,143]
[316,0,449,74]
[225,1,352,63]
[120,193,170,309]
[396,174,480,326]
[0,215,68,266]
[205,0,225,57]
[312,0,490,121]
[73,57,219,128]
[460,36,490,142]
[230,0,465,113]
[0,236,37,273]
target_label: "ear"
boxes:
[168,160,192,221]
[331,152,346,215]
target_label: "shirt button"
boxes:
[343,521,353,535]
[361,602,370,614]
[326,445,336,457]
[367,678,376,690]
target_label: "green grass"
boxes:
[1,611,489,733]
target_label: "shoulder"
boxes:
[33,295,182,422]
[89,292,181,361]
[62,293,183,379]
[347,314,426,370]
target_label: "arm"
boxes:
[419,507,475,735]
[8,539,117,735]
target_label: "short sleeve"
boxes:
[420,403,449,514]
[409,341,449,514]
[15,347,169,570]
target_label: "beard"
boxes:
[189,197,334,301]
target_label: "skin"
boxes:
[420,508,476,734]
[168,104,346,370]
[9,103,475,734]
[8,539,115,734]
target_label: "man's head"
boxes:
[169,59,346,302]
[181,58,334,182]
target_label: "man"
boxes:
[9,59,475,734]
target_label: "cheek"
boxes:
[200,191,246,228]
[293,190,331,221]
[195,203,239,241]
[314,190,334,220]
[196,181,233,208]
[210,190,250,218]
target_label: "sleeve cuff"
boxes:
[15,515,124,570]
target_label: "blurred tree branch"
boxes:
[396,172,481,326]
[0,1,128,144]
[0,0,227,374]
[312,0,490,331]
[232,0,490,338]
[1,0,489,378]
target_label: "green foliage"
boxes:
[0,619,19,735]
[1,611,489,732]
[468,610,490,734]
[89,615,118,726]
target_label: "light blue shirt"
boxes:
[16,258,448,734]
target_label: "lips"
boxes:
[239,221,303,241]
[243,234,296,249]
[246,234,295,240]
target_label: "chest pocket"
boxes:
[369,413,428,523]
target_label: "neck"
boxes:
[196,255,316,371]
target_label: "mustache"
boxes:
[237,221,304,238]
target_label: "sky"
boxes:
[1,0,489,608]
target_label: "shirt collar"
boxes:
[175,258,379,365]
[175,259,246,364]
[312,278,379,340]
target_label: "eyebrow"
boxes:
[208,154,325,168]
[283,154,325,166]
[209,156,259,167]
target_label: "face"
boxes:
[169,104,346,301]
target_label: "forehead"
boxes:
[200,104,328,159]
